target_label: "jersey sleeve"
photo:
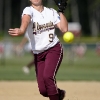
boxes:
[52,9,60,25]
[22,7,33,18]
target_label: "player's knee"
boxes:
[39,88,48,97]
[43,74,52,82]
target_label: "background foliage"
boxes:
[0,0,100,36]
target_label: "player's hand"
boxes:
[16,45,23,50]
[16,45,23,54]
[8,28,21,36]
[54,0,68,13]
[13,44,24,56]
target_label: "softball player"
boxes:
[8,0,68,100]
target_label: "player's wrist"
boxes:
[58,12,64,16]
[58,8,64,13]
[54,0,68,13]
[19,28,25,35]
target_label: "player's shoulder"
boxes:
[22,6,33,16]
[23,6,31,10]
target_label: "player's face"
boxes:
[30,0,42,6]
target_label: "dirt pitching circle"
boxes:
[0,81,100,100]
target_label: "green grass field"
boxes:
[0,47,100,81]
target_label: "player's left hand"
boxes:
[54,0,68,13]
[8,28,21,36]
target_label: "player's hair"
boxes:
[28,0,31,5]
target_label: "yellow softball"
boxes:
[63,31,74,43]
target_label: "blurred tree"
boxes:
[77,0,90,36]
[20,0,28,15]
[11,0,21,27]
[88,0,100,36]
[70,0,79,22]
[0,0,4,32]
[46,0,54,8]
[4,0,11,34]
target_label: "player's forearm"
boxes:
[59,13,68,33]
[19,18,30,35]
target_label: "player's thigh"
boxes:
[45,45,63,76]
